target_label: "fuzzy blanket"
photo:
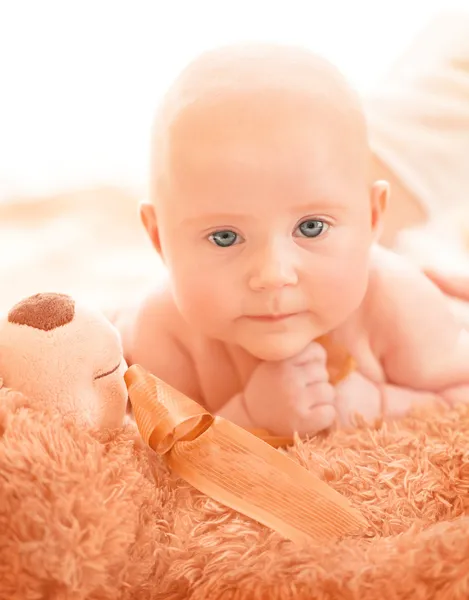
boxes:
[2,384,469,600]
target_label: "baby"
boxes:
[118,44,469,437]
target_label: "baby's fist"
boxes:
[244,341,336,436]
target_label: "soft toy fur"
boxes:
[2,294,469,599]
[0,293,128,430]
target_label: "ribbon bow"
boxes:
[125,359,365,545]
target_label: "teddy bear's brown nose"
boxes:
[8,293,75,331]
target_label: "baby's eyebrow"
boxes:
[182,212,250,226]
[289,201,349,214]
[180,202,348,227]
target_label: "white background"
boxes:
[1,0,468,200]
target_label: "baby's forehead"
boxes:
[171,90,339,149]
[151,45,368,202]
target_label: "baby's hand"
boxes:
[335,372,382,426]
[244,342,336,436]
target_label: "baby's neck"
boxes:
[223,342,262,384]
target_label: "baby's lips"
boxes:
[124,364,214,454]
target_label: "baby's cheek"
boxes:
[309,258,368,315]
[336,262,369,308]
[173,267,236,327]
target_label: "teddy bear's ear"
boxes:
[8,293,75,332]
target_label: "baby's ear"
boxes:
[370,180,389,240]
[139,201,162,255]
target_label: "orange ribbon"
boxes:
[125,363,365,545]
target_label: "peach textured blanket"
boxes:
[0,188,161,315]
[2,384,469,600]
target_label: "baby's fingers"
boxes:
[295,401,337,437]
[277,361,328,389]
[290,341,327,366]
[293,383,336,436]
[304,362,330,385]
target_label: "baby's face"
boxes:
[154,93,382,361]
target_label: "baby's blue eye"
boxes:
[296,219,328,238]
[208,230,239,247]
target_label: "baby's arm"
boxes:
[334,371,444,426]
[216,393,256,429]
[368,258,469,407]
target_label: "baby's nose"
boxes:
[248,243,298,291]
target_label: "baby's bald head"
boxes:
[142,45,387,358]
[150,44,370,207]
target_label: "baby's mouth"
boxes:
[246,312,301,322]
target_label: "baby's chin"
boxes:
[239,333,313,362]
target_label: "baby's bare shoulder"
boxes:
[362,245,461,386]
[367,244,421,292]
[136,285,184,333]
[364,245,438,328]
[126,285,203,400]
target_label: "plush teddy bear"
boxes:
[0,292,128,430]
[2,292,469,600]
